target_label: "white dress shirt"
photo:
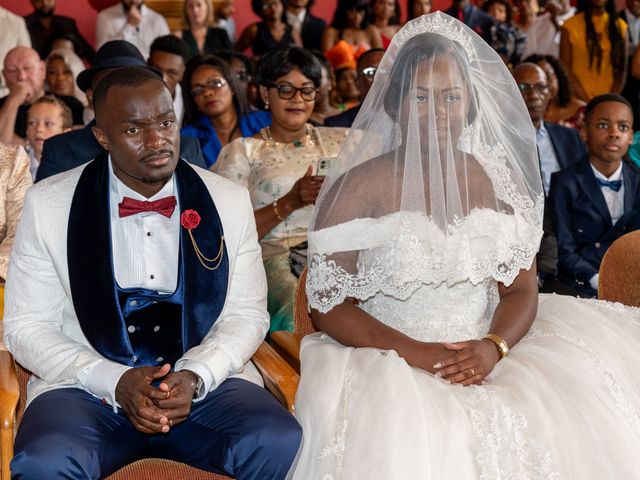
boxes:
[174,83,185,126]
[588,162,624,291]
[0,7,31,97]
[536,123,562,196]
[625,8,640,50]
[96,3,170,59]
[79,159,214,410]
[522,8,576,59]
[286,9,306,31]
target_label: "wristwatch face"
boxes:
[194,375,204,398]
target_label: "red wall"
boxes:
[0,0,453,49]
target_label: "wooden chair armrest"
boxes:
[252,342,299,413]
[270,331,302,374]
[0,350,19,480]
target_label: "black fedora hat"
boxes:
[76,40,161,92]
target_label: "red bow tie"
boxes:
[118,196,177,218]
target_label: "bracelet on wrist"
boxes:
[272,198,286,222]
[483,333,509,359]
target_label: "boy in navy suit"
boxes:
[550,94,640,297]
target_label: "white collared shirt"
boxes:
[591,162,624,225]
[536,123,562,196]
[109,157,180,293]
[286,8,306,30]
[96,3,170,59]
[626,8,640,49]
[174,83,184,126]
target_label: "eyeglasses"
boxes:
[268,83,318,101]
[362,66,377,80]
[190,77,228,97]
[517,82,549,95]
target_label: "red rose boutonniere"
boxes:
[180,209,224,270]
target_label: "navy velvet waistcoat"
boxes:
[67,154,229,366]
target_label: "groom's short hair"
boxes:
[92,66,166,120]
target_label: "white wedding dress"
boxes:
[292,210,640,479]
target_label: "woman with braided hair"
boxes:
[559,0,628,101]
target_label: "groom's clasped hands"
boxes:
[115,363,199,434]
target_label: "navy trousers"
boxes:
[11,378,301,480]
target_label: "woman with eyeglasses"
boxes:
[173,0,232,60]
[181,55,272,167]
[235,0,301,56]
[216,46,348,332]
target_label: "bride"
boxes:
[290,12,640,479]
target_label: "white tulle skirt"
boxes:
[290,294,640,479]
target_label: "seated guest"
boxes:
[37,41,206,182]
[215,49,254,107]
[24,0,94,63]
[550,94,640,297]
[325,47,384,127]
[25,95,72,179]
[0,142,32,280]
[513,63,585,293]
[4,66,301,478]
[235,0,300,56]
[445,0,494,44]
[408,0,432,19]
[369,0,402,49]
[482,0,526,68]
[309,51,341,125]
[45,48,87,107]
[334,65,361,110]
[148,35,189,124]
[525,53,587,131]
[0,46,83,145]
[173,0,232,60]
[0,6,31,98]
[96,0,170,59]
[181,55,271,168]
[284,0,326,52]
[216,46,348,332]
[214,0,237,43]
[321,0,382,54]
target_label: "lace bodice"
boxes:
[307,209,536,340]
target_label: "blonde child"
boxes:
[26,95,73,180]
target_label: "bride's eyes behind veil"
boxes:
[413,54,470,146]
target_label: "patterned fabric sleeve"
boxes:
[214,138,254,188]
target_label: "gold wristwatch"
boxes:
[483,333,509,359]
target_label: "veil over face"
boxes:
[307,12,544,312]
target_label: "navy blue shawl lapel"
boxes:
[67,154,229,364]
[574,159,613,225]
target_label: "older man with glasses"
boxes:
[513,62,586,295]
[325,48,384,128]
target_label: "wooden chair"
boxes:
[598,230,640,307]
[0,283,300,480]
[271,267,317,374]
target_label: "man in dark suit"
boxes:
[325,48,384,128]
[445,0,495,44]
[37,41,205,182]
[25,0,94,63]
[285,0,326,52]
[513,63,586,293]
[550,94,640,297]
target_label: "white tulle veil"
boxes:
[307,12,544,313]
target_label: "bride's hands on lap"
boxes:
[432,340,500,386]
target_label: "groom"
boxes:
[3,66,301,479]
